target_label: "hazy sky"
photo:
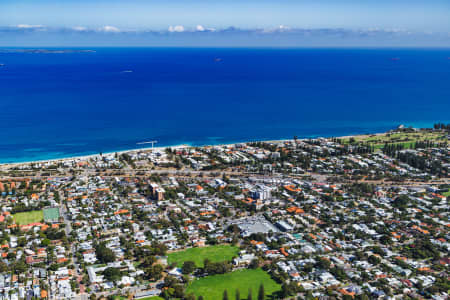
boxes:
[1,0,449,31]
[1,0,449,46]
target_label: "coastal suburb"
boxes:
[0,125,448,299]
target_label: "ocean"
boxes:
[0,48,449,163]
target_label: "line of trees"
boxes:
[433,123,450,131]
[381,142,446,176]
[220,284,265,300]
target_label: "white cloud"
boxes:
[72,26,88,32]
[98,25,120,33]
[194,25,216,32]
[15,24,44,29]
[263,25,291,33]
[278,25,290,31]
[168,25,185,33]
[196,25,205,32]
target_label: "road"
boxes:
[59,193,89,300]
[1,167,448,186]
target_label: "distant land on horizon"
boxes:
[0,48,96,53]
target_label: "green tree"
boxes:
[185,293,196,300]
[249,259,259,269]
[368,255,380,265]
[223,290,229,300]
[41,238,51,247]
[140,255,156,268]
[103,267,121,282]
[147,264,164,281]
[0,262,7,273]
[392,195,410,209]
[13,260,27,274]
[182,260,196,274]
[173,284,185,298]
[258,284,264,300]
[316,257,331,270]
[95,243,115,263]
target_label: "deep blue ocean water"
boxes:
[0,48,449,163]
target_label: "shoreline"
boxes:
[0,130,392,168]
[0,144,188,168]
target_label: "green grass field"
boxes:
[12,210,44,225]
[168,245,239,268]
[186,268,281,300]
[342,130,447,149]
[443,191,450,197]
[112,297,163,300]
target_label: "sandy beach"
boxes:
[0,130,391,168]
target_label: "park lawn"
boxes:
[186,268,281,300]
[168,245,239,268]
[113,297,164,300]
[342,131,447,148]
[12,210,44,225]
[372,141,416,150]
[443,191,450,197]
[352,131,446,148]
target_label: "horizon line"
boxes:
[2,46,450,49]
